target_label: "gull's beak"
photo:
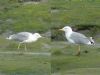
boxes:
[59,29,64,31]
[40,36,44,38]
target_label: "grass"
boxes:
[0,0,100,75]
[50,0,100,29]
[0,0,51,33]
[51,41,100,75]
[50,0,100,41]
[0,53,50,75]
[0,0,100,34]
[0,36,50,75]
[0,33,100,75]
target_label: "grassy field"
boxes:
[50,0,100,32]
[0,0,100,75]
[0,0,50,33]
[0,36,100,75]
[0,36,50,75]
[0,0,100,33]
[51,41,100,75]
[0,53,50,75]
[50,1,100,74]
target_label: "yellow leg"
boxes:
[24,43,27,51]
[18,43,21,50]
[76,45,81,56]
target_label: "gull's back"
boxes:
[70,32,91,44]
[12,32,31,42]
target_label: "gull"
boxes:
[6,32,42,51]
[59,26,94,56]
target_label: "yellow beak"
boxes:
[59,29,64,31]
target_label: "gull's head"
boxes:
[33,33,42,38]
[59,26,72,33]
[90,37,93,39]
[6,34,14,40]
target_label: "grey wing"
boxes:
[70,32,90,44]
[13,32,29,41]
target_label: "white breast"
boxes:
[65,32,75,43]
[23,34,37,43]
[67,37,75,43]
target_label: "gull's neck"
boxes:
[32,34,40,41]
[33,34,39,39]
[65,30,73,38]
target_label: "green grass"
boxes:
[0,0,100,33]
[0,0,51,33]
[0,36,100,75]
[0,54,50,75]
[51,41,100,75]
[0,36,50,75]
[0,0,100,75]
[51,1,100,25]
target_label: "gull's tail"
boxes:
[89,37,95,45]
